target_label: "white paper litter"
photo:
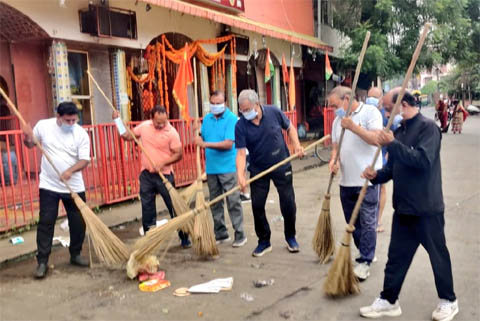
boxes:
[53,236,70,247]
[188,277,234,293]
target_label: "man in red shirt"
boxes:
[114,106,190,247]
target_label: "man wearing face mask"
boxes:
[359,89,458,321]
[328,86,383,281]
[235,89,304,257]
[194,91,246,247]
[23,102,91,278]
[113,105,190,247]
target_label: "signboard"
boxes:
[187,0,245,13]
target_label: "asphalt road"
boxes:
[0,106,478,321]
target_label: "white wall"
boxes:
[4,0,219,51]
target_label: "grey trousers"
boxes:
[207,173,245,241]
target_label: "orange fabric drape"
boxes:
[129,35,237,120]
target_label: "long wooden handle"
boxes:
[328,31,371,195]
[192,57,202,181]
[0,87,76,194]
[206,135,330,207]
[346,23,431,230]
[87,70,169,184]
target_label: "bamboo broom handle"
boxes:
[345,23,431,231]
[0,87,78,195]
[192,57,202,181]
[206,135,330,208]
[326,31,370,195]
[87,70,170,185]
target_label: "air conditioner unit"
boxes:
[79,4,137,39]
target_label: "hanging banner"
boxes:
[188,0,245,13]
[111,49,130,121]
[48,41,71,110]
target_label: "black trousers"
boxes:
[37,188,86,264]
[139,170,188,240]
[381,213,456,303]
[250,165,296,243]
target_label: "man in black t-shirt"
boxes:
[235,89,304,257]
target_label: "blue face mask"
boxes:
[392,114,403,129]
[366,96,379,107]
[335,108,346,119]
[61,123,74,133]
[210,103,225,115]
[243,108,258,121]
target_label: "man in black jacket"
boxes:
[359,89,458,321]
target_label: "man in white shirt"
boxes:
[328,86,382,281]
[23,102,91,279]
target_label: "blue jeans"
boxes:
[1,151,18,186]
[340,185,379,264]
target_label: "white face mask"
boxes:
[210,103,225,115]
[366,97,379,107]
[243,108,257,120]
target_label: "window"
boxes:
[68,50,92,125]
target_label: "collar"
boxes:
[150,120,170,132]
[212,108,228,120]
[403,112,421,128]
[351,102,364,115]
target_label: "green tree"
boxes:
[333,0,479,80]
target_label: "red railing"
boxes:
[323,107,335,146]
[0,111,296,232]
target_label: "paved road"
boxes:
[0,107,478,321]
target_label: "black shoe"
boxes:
[70,255,89,267]
[181,238,192,249]
[34,263,48,279]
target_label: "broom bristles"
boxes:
[312,194,335,264]
[323,233,359,296]
[166,181,194,235]
[192,188,218,257]
[180,180,198,205]
[72,194,129,267]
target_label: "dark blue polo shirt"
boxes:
[235,105,291,173]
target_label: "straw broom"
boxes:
[126,135,330,277]
[324,23,431,297]
[87,71,193,235]
[0,88,129,267]
[312,32,371,264]
[180,172,206,205]
[191,58,219,256]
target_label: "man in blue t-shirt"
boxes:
[235,89,304,257]
[195,91,246,248]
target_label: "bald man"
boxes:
[360,89,457,320]
[366,87,387,233]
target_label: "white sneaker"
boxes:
[360,297,402,318]
[232,237,247,248]
[354,262,370,281]
[354,255,378,263]
[215,236,231,245]
[432,299,459,321]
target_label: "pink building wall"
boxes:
[244,0,314,36]
[0,41,16,103]
[10,42,50,126]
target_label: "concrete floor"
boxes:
[0,106,478,321]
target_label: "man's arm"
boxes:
[341,117,380,146]
[22,123,36,149]
[383,124,440,170]
[286,125,304,156]
[236,148,247,192]
[195,137,233,150]
[328,143,339,174]
[60,160,89,181]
